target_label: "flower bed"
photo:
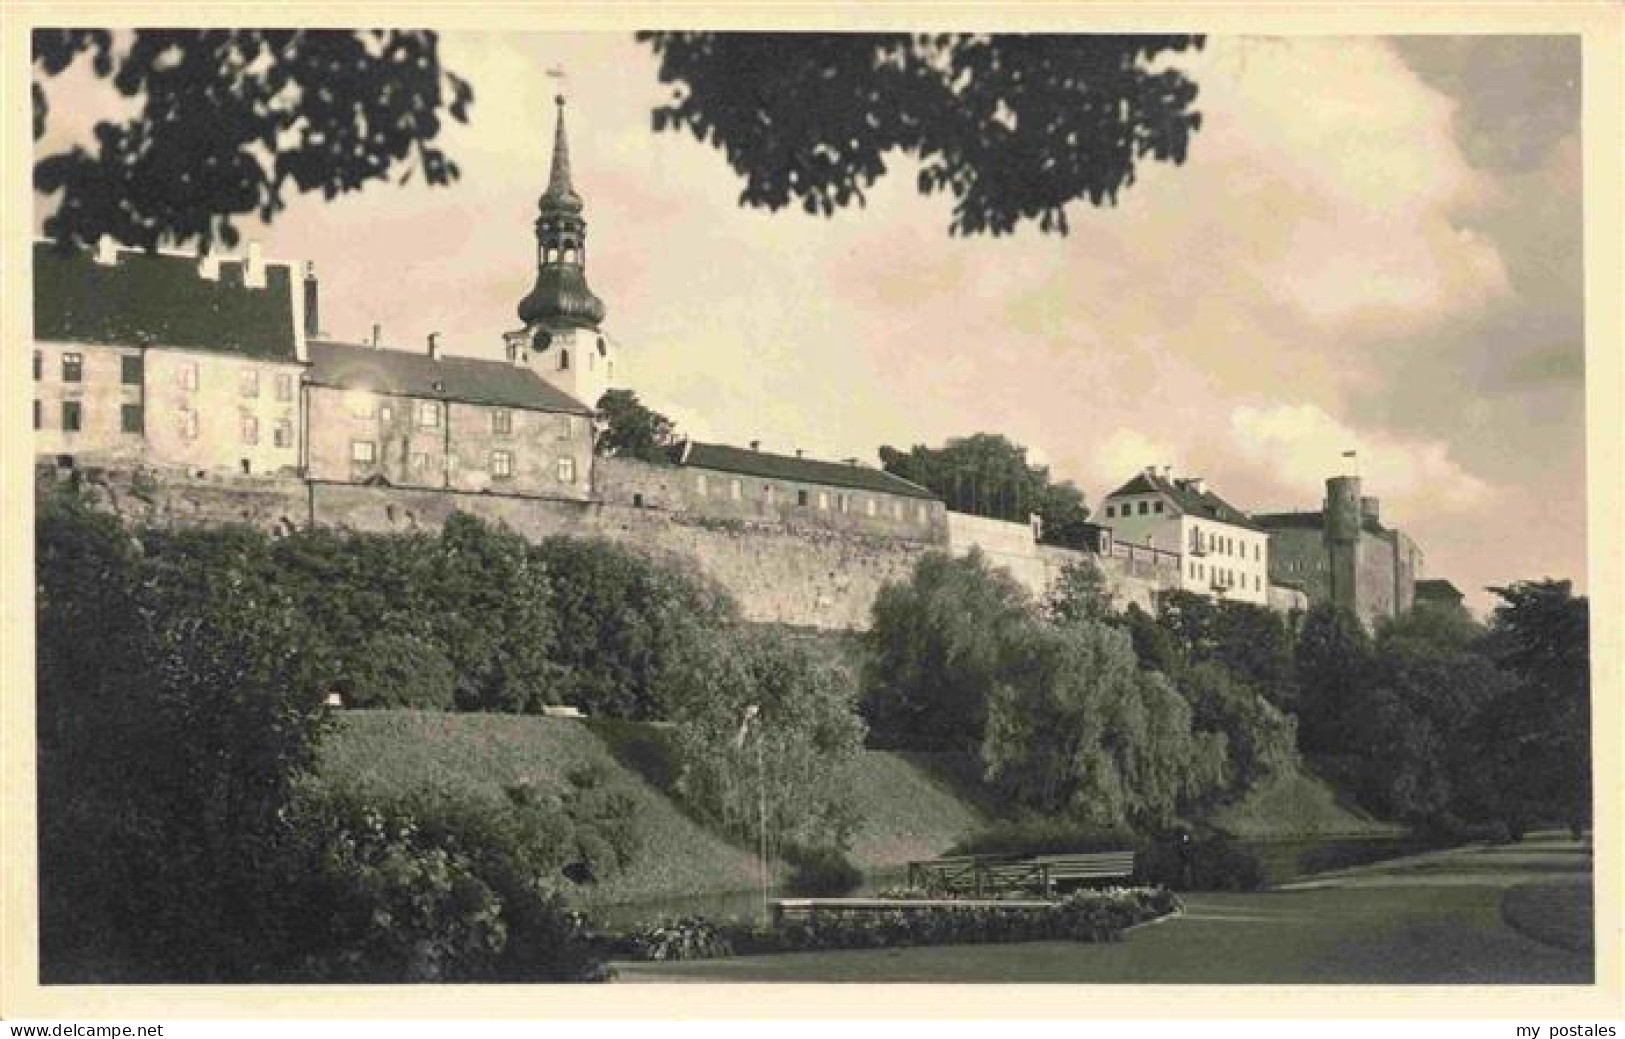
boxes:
[608,887,1181,962]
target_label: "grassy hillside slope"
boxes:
[1209,759,1404,839]
[313,710,765,906]
[314,711,1397,907]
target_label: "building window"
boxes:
[240,369,259,397]
[181,410,198,440]
[379,404,393,423]
[241,414,259,445]
[61,401,81,432]
[797,489,809,507]
[62,353,83,383]
[121,355,143,385]
[1138,501,1148,515]
[33,400,41,429]
[837,493,847,513]
[416,400,439,428]
[1154,501,1164,514]
[121,404,143,434]
[818,491,829,510]
[730,478,742,501]
[1255,544,1261,561]
[411,452,430,472]
[274,419,293,448]
[696,473,709,495]
[557,415,575,440]
[559,349,570,371]
[351,440,376,464]
[33,351,42,381]
[1105,505,1114,518]
[180,362,199,390]
[865,498,876,517]
[275,373,294,401]
[557,456,576,484]
[492,450,513,479]
[492,409,512,435]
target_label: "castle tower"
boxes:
[1323,475,1363,618]
[506,95,615,410]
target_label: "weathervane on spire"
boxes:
[545,63,568,107]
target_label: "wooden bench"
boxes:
[773,897,1055,924]
[1033,851,1137,893]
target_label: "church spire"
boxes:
[517,92,605,330]
[539,95,583,215]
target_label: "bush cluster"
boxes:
[611,888,1182,961]
[1138,832,1266,892]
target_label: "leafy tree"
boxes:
[1293,603,1374,755]
[36,493,332,980]
[879,433,1093,547]
[344,631,457,709]
[538,536,737,719]
[1476,580,1591,835]
[1121,602,1183,675]
[33,29,472,251]
[862,549,1034,750]
[594,389,679,462]
[637,32,1205,236]
[1154,590,1297,711]
[980,620,1225,829]
[1044,557,1116,626]
[1177,662,1298,800]
[429,512,560,712]
[663,626,868,855]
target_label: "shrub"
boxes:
[1139,832,1266,892]
[612,888,1183,961]
[538,536,737,719]
[615,916,735,962]
[290,791,613,982]
[784,844,864,896]
[344,631,457,709]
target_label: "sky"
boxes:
[34,32,1586,615]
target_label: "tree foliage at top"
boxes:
[637,32,1205,236]
[594,388,679,463]
[1474,580,1591,833]
[880,433,1093,547]
[33,29,472,252]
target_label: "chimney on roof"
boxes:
[244,240,265,288]
[1186,476,1206,494]
[1162,465,1172,480]
[303,262,320,339]
[796,449,805,459]
[94,235,117,266]
[371,323,381,348]
[749,440,761,451]
[1143,465,1158,478]
[844,457,859,467]
[427,332,442,360]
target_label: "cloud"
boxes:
[1229,403,1494,513]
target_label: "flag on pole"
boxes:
[1342,450,1357,458]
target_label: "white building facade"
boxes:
[1100,467,1270,605]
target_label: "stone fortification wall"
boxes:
[41,464,929,631]
[948,512,1179,614]
[311,479,932,630]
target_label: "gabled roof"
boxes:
[33,241,298,361]
[673,441,940,500]
[306,340,591,414]
[1104,470,1263,532]
[1414,578,1464,601]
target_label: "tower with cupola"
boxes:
[506,95,615,409]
